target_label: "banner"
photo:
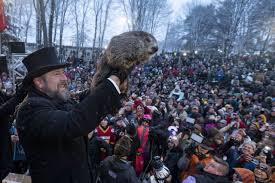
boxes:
[0,0,7,32]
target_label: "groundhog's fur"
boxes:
[92,31,158,87]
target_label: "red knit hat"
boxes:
[133,99,151,114]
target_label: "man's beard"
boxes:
[43,81,70,102]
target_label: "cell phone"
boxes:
[190,133,204,143]
[186,117,195,124]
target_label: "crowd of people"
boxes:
[0,50,275,183]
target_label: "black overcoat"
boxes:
[16,80,121,183]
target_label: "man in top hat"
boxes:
[16,47,127,183]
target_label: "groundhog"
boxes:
[92,31,158,88]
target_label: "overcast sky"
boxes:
[28,0,213,46]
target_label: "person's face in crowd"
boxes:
[33,68,69,101]
[232,132,243,143]
[100,119,108,128]
[167,136,178,149]
[254,164,268,181]
[160,102,166,109]
[125,104,132,112]
[217,121,227,129]
[168,99,174,106]
[192,107,199,114]
[257,116,264,123]
[242,144,255,156]
[203,159,224,176]
[227,106,234,113]
[197,145,209,155]
[136,105,144,117]
[208,107,215,114]
[214,134,224,145]
[116,119,126,128]
[177,103,184,111]
[145,98,152,106]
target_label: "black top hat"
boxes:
[22,47,69,85]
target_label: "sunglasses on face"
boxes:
[256,164,268,171]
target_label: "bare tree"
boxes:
[33,0,42,47]
[38,0,48,46]
[53,0,61,44]
[72,0,90,55]
[48,0,55,46]
[59,0,70,58]
[92,0,112,50]
[23,0,34,43]
[120,0,169,33]
[92,0,103,56]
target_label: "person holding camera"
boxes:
[226,141,258,171]
[247,114,269,142]
[163,135,183,183]
[178,137,213,181]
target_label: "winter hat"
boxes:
[206,128,220,138]
[255,163,272,181]
[114,136,131,158]
[133,99,151,114]
[233,168,255,183]
[125,123,136,137]
[168,126,178,136]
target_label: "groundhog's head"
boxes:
[104,31,158,71]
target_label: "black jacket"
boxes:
[16,80,121,183]
[192,172,231,183]
[99,155,139,183]
[164,147,183,183]
[0,90,26,180]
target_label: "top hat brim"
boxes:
[23,63,69,85]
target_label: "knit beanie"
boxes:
[114,136,131,158]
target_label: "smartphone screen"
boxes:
[190,133,204,143]
[186,117,195,124]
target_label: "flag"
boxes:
[0,0,6,32]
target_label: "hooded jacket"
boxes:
[99,155,139,183]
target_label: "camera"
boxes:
[151,156,170,182]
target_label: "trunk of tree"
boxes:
[59,0,70,60]
[48,0,55,46]
[34,0,42,47]
[37,0,48,47]
[99,0,112,48]
[53,0,61,44]
[73,1,80,56]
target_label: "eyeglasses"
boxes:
[256,163,269,171]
